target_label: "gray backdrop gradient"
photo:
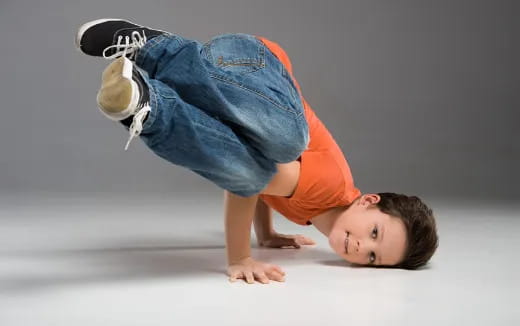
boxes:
[0,0,517,200]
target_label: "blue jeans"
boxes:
[124,33,309,197]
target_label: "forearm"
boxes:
[224,190,259,265]
[253,199,275,242]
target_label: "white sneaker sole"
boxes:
[96,57,140,121]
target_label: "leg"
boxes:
[132,69,278,197]
[93,44,277,197]
[135,33,309,164]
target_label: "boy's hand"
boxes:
[258,232,316,249]
[228,257,286,284]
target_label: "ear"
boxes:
[359,194,381,206]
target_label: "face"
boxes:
[328,194,407,267]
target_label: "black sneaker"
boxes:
[75,18,169,60]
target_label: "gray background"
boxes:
[0,0,517,200]
[0,2,519,324]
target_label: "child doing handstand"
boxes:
[76,18,438,284]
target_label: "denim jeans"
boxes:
[123,33,309,197]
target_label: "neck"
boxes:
[310,206,348,237]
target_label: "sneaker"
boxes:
[97,57,151,150]
[75,18,169,60]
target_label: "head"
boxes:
[328,192,438,269]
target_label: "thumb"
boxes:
[283,238,300,249]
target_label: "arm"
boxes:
[223,190,286,284]
[253,198,275,245]
[223,190,258,265]
[253,197,317,249]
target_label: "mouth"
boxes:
[345,232,349,254]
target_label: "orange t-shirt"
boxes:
[256,36,361,226]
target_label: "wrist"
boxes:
[226,246,251,266]
[228,255,252,266]
[257,228,275,240]
[253,217,275,241]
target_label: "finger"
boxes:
[229,272,242,283]
[245,271,254,284]
[267,270,285,282]
[269,240,289,249]
[294,235,310,243]
[286,241,300,249]
[279,238,300,249]
[255,272,270,284]
[298,236,316,245]
[269,265,286,276]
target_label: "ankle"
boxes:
[119,111,149,128]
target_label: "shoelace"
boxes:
[102,30,148,60]
[124,105,151,151]
[101,30,149,150]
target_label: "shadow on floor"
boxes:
[0,235,339,293]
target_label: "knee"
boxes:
[268,139,307,164]
[225,161,277,197]
[274,121,309,163]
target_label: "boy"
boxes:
[76,18,438,284]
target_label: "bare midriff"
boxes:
[260,158,301,198]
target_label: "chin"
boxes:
[327,235,335,252]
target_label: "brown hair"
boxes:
[376,192,439,269]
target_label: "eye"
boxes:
[371,226,378,239]
[369,252,376,264]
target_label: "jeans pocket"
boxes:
[202,33,266,75]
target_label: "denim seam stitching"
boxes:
[215,39,265,67]
[217,58,262,66]
[136,36,162,66]
[209,73,297,116]
[202,41,214,64]
[203,34,266,73]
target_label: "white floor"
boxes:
[0,192,518,325]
